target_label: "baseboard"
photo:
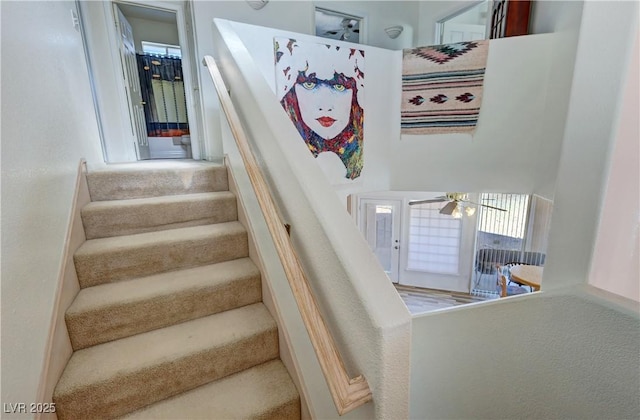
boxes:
[224,156,312,420]
[35,160,90,420]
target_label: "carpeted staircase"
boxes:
[53,161,300,419]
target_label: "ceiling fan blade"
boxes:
[439,201,458,215]
[408,197,447,206]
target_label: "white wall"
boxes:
[1,0,103,411]
[314,1,419,50]
[529,0,584,197]
[410,289,640,419]
[126,15,179,51]
[543,0,639,290]
[589,30,639,301]
[390,34,556,196]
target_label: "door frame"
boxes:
[434,0,491,45]
[86,0,203,162]
[359,198,402,283]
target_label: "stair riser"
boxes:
[67,274,261,350]
[87,167,228,201]
[82,195,238,240]
[74,231,249,288]
[53,330,279,420]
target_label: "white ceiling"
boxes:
[117,3,176,24]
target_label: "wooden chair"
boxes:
[496,264,528,297]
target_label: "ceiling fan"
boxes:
[324,18,360,41]
[408,192,507,217]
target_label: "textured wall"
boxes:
[411,291,640,419]
[1,0,102,411]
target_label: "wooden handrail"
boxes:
[203,55,372,415]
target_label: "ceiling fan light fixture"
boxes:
[452,204,463,219]
[465,206,476,216]
[246,0,268,10]
[385,25,404,39]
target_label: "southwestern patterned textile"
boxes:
[401,40,489,135]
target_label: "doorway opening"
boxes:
[79,1,201,163]
[436,0,490,44]
[116,3,191,160]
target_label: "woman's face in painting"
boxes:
[294,72,354,139]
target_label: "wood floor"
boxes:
[394,284,496,315]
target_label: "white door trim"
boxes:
[94,0,203,161]
[358,198,402,283]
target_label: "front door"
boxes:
[114,5,150,160]
[360,199,402,282]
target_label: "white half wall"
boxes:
[411,290,640,419]
[1,0,103,410]
[210,18,411,419]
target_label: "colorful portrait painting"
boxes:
[274,37,365,180]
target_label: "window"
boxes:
[408,203,462,275]
[472,193,553,294]
[477,193,529,241]
[141,41,181,58]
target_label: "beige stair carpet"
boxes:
[54,304,278,420]
[66,258,262,350]
[86,161,229,201]
[121,360,301,420]
[53,161,300,420]
[74,222,249,288]
[82,191,237,239]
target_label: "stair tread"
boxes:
[76,222,245,255]
[55,303,276,396]
[67,258,259,316]
[82,191,234,211]
[122,360,300,419]
[74,221,249,288]
[86,162,228,201]
[81,191,238,239]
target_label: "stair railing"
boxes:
[203,55,372,415]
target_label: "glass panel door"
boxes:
[361,199,401,282]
